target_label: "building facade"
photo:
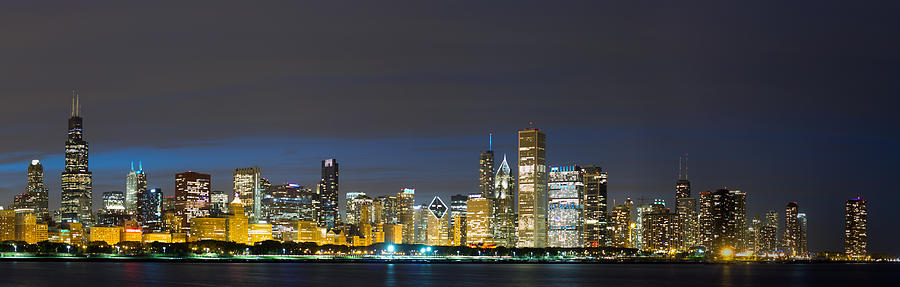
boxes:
[175,171,211,233]
[581,165,608,247]
[844,197,867,258]
[517,128,548,248]
[61,91,93,224]
[317,159,339,229]
[233,167,262,221]
[125,162,147,215]
[548,165,583,248]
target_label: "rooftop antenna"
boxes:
[139,160,143,171]
[131,161,135,171]
[684,153,689,180]
[489,131,493,151]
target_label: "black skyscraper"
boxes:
[318,158,339,229]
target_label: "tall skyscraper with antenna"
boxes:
[675,154,699,249]
[479,132,495,199]
[61,90,93,223]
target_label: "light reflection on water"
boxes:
[0,262,894,286]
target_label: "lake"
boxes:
[0,262,894,286]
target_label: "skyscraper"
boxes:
[783,202,802,257]
[345,192,370,226]
[581,165,608,247]
[209,190,229,216]
[844,197,867,258]
[125,162,147,215]
[479,133,495,198]
[14,160,49,222]
[609,199,633,248]
[233,167,262,221]
[102,191,126,213]
[466,194,493,246]
[61,91,93,224]
[492,155,517,247]
[138,188,163,231]
[642,201,677,252]
[797,212,808,257]
[548,165,583,248]
[317,159,339,229]
[674,156,698,249]
[517,127,548,248]
[755,210,778,255]
[175,171,211,233]
[397,188,415,244]
[426,196,450,246]
[698,188,748,254]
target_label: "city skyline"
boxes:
[1,1,898,256]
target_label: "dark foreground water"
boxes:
[0,262,895,286]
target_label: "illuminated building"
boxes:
[374,195,398,225]
[15,160,49,221]
[65,223,84,245]
[466,194,493,246]
[295,220,321,243]
[346,192,373,226]
[262,183,317,222]
[517,127,548,248]
[675,157,699,249]
[783,202,802,257]
[426,197,451,246]
[15,211,38,244]
[798,213,807,257]
[698,189,748,254]
[210,190,229,216]
[452,214,467,246]
[103,191,126,213]
[0,210,16,241]
[90,226,122,245]
[317,159,339,229]
[449,194,468,245]
[190,217,227,241]
[479,133,495,198]
[383,223,403,245]
[227,196,249,244]
[138,188,163,231]
[61,91,93,224]
[35,224,48,243]
[162,195,176,213]
[548,165,583,248]
[125,162,147,215]
[397,188,415,244]
[233,167,262,221]
[413,205,429,244]
[121,221,143,242]
[642,202,677,252]
[754,210,778,255]
[175,171,211,233]
[609,199,633,248]
[844,197,867,258]
[142,233,172,243]
[249,223,273,244]
[163,211,181,233]
[634,203,654,250]
[581,165,608,247]
[492,155,517,247]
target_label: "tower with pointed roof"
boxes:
[492,154,517,247]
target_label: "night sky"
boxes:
[1,1,898,254]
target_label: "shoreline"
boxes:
[0,256,887,264]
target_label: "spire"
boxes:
[489,131,493,151]
[496,154,510,176]
[131,161,135,171]
[71,89,81,117]
[139,160,143,171]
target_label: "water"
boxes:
[0,262,894,286]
